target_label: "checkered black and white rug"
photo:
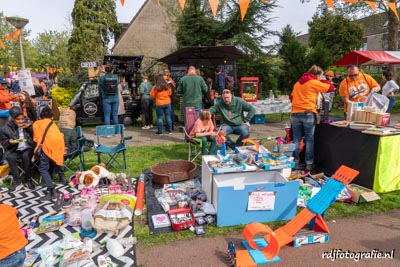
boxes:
[1,184,136,267]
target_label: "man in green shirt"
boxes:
[176,66,208,124]
[209,89,255,149]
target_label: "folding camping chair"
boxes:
[61,126,92,176]
[94,124,131,173]
[181,107,221,162]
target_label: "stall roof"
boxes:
[158,45,242,67]
[333,51,400,66]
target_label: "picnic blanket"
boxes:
[1,184,136,267]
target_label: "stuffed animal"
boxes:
[90,163,117,183]
[75,170,100,188]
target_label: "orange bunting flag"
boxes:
[261,0,268,2]
[387,1,399,20]
[179,0,186,11]
[365,1,376,10]
[0,39,5,49]
[342,0,358,3]
[325,0,334,9]
[239,0,250,21]
[11,29,21,39]
[4,34,17,42]
[209,0,219,16]
[120,0,125,6]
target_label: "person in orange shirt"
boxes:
[189,109,217,155]
[150,74,172,135]
[291,65,334,171]
[33,107,66,200]
[0,77,19,127]
[339,64,380,115]
[163,69,177,130]
[0,193,28,267]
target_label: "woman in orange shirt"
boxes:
[291,65,334,171]
[0,193,28,267]
[150,74,172,135]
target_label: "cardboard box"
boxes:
[354,110,366,121]
[376,113,390,126]
[212,171,299,226]
[293,229,330,248]
[347,184,381,203]
[369,112,379,124]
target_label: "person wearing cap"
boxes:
[0,77,19,127]
[0,106,36,192]
[33,107,66,200]
[323,70,336,112]
[140,75,153,129]
[209,89,255,149]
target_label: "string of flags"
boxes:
[0,28,20,50]
[325,1,399,20]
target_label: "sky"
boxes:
[0,0,320,44]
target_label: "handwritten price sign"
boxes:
[247,191,276,211]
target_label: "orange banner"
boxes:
[4,34,17,42]
[239,0,250,21]
[325,0,334,9]
[209,0,219,16]
[179,0,186,11]
[11,29,21,39]
[365,1,376,10]
[387,1,399,20]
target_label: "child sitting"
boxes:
[189,109,217,155]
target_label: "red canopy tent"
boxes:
[333,51,400,66]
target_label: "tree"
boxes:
[316,0,399,51]
[306,41,334,70]
[308,8,364,63]
[277,25,307,93]
[68,0,120,72]
[33,31,70,69]
[175,0,278,56]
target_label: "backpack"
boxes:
[225,75,234,90]
[103,76,118,95]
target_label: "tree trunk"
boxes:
[387,9,399,74]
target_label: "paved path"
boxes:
[136,209,400,267]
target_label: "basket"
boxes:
[150,160,196,184]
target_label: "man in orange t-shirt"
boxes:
[0,194,28,266]
[290,65,334,171]
[339,65,380,113]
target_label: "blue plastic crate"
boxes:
[251,114,265,124]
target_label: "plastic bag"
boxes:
[364,92,389,112]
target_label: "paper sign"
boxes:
[247,191,276,211]
[18,69,35,96]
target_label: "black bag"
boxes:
[104,76,118,95]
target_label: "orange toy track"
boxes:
[238,165,359,266]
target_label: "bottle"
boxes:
[29,216,38,229]
[273,141,279,153]
[269,90,274,101]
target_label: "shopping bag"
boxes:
[364,92,389,112]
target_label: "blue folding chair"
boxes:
[94,124,130,172]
